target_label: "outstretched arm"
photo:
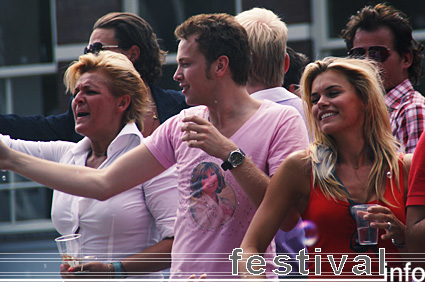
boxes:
[239,151,310,277]
[0,97,82,142]
[0,142,165,200]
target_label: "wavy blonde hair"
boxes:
[301,57,400,204]
[64,51,149,131]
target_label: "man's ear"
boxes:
[401,50,413,70]
[117,95,131,112]
[284,53,290,73]
[128,45,141,63]
[215,55,230,78]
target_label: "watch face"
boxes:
[229,151,244,166]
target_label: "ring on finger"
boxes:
[386,221,392,231]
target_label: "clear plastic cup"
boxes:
[55,234,82,267]
[351,204,379,245]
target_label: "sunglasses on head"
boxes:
[348,46,391,63]
[83,42,120,54]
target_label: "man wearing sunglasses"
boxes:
[342,3,425,154]
[0,12,188,142]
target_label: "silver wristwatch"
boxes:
[221,148,245,171]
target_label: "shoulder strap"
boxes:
[333,171,357,207]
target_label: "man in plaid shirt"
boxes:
[342,3,425,153]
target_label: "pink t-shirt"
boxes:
[144,100,309,279]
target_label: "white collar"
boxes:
[250,87,299,103]
[70,123,142,156]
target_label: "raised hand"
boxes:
[181,115,237,160]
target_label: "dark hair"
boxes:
[283,47,309,89]
[174,13,251,86]
[93,12,166,85]
[341,3,424,85]
[190,162,226,198]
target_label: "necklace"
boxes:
[350,164,360,170]
[86,149,107,168]
[339,161,371,171]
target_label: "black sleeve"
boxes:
[0,98,83,142]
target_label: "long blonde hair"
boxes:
[301,57,400,204]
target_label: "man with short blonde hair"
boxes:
[236,8,305,122]
[236,8,308,278]
[236,7,288,88]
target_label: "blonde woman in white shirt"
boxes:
[0,51,177,279]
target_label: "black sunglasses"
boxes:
[83,42,120,54]
[348,46,391,63]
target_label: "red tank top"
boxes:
[301,159,405,279]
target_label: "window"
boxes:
[0,0,54,67]
[137,0,240,90]
[328,0,425,39]
[138,0,237,53]
[0,0,57,235]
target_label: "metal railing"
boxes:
[0,172,55,235]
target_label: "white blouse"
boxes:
[1,123,178,278]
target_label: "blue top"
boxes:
[0,84,188,142]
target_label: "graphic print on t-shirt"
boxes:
[189,162,236,230]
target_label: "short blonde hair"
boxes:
[301,57,400,204]
[236,7,288,87]
[64,51,149,131]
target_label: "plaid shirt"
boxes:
[385,79,425,153]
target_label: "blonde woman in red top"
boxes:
[240,57,412,280]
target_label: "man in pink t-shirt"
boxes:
[143,13,308,279]
[235,8,308,277]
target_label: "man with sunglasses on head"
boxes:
[0,12,188,279]
[342,3,425,154]
[0,12,188,141]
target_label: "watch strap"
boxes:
[221,160,233,171]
